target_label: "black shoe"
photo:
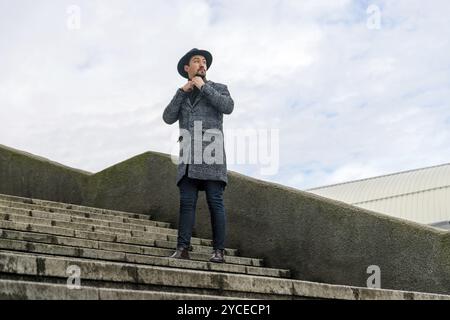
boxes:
[169,247,190,260]
[209,249,225,263]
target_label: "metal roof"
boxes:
[305,163,450,225]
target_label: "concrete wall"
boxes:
[0,144,90,204]
[1,143,449,294]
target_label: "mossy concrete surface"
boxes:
[0,144,90,204]
[1,143,449,295]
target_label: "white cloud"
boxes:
[1,0,450,190]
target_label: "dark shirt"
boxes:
[189,86,200,105]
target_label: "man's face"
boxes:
[184,55,207,80]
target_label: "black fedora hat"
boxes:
[177,48,213,79]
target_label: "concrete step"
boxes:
[0,204,174,235]
[0,219,240,257]
[0,226,261,266]
[0,236,290,278]
[0,199,170,228]
[0,210,173,238]
[0,279,246,300]
[0,210,239,254]
[0,194,153,221]
[0,193,242,255]
[1,250,448,300]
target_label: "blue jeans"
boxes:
[176,174,226,251]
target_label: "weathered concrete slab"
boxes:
[0,211,241,252]
[0,193,152,221]
[0,279,242,300]
[0,220,239,256]
[0,207,175,236]
[0,200,170,228]
[0,237,287,277]
[0,250,447,300]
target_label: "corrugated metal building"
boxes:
[305,163,450,227]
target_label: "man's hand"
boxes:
[191,76,205,90]
[181,80,194,93]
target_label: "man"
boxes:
[162,48,234,263]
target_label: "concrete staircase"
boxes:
[0,193,448,300]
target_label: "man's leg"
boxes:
[204,180,226,262]
[176,175,199,250]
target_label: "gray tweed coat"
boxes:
[163,80,234,190]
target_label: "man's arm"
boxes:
[200,83,234,115]
[162,88,188,124]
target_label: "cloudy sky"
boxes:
[1,0,450,190]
